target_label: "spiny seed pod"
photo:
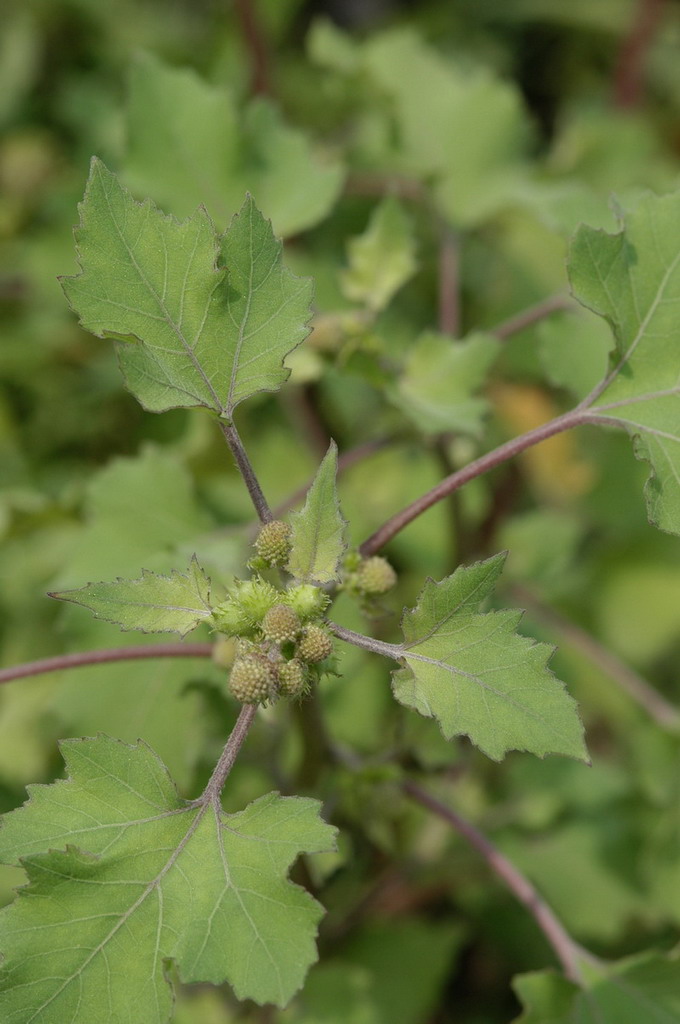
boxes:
[278,659,309,698]
[284,583,330,621]
[231,578,279,626]
[228,654,277,704]
[262,603,301,644]
[354,556,397,596]
[297,623,333,663]
[211,599,250,637]
[255,520,292,567]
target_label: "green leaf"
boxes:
[512,953,680,1023]
[393,554,587,761]
[50,557,213,637]
[62,159,313,418]
[569,191,680,535]
[0,736,336,1018]
[340,197,417,312]
[125,53,344,237]
[286,441,347,584]
[390,331,500,436]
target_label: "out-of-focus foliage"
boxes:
[2,0,680,1021]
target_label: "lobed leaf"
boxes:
[393,554,587,761]
[340,196,417,312]
[569,191,680,535]
[125,53,344,236]
[62,159,313,418]
[0,737,336,1019]
[286,442,347,585]
[390,330,500,436]
[49,557,213,636]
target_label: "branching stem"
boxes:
[201,704,258,805]
[0,643,214,686]
[491,293,573,341]
[220,419,273,523]
[327,621,403,661]
[360,407,597,555]
[403,779,596,983]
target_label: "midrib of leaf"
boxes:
[403,649,574,743]
[402,565,501,649]
[583,233,680,408]
[227,205,259,417]
[26,802,205,1023]
[102,166,225,414]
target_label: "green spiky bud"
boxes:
[255,520,292,567]
[211,598,250,637]
[283,584,330,621]
[228,654,277,704]
[278,659,309,698]
[354,556,397,595]
[212,636,237,669]
[297,623,333,663]
[262,603,301,644]
[232,577,279,624]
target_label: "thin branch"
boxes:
[0,643,214,686]
[233,0,273,97]
[200,703,258,805]
[511,585,680,732]
[326,621,403,661]
[220,419,273,523]
[491,294,573,341]
[360,407,595,556]
[402,779,596,984]
[438,224,461,337]
[613,0,667,109]
[344,172,427,203]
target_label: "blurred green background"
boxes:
[2,1,680,1021]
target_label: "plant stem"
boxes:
[402,779,594,984]
[438,223,461,337]
[233,0,273,97]
[326,621,403,661]
[360,407,594,555]
[220,419,273,523]
[0,643,214,686]
[201,703,258,805]
[512,585,680,732]
[613,0,667,109]
[491,293,573,341]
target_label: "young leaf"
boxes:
[513,953,680,1023]
[390,330,500,436]
[62,159,313,418]
[569,192,680,535]
[393,554,587,762]
[0,736,336,1018]
[340,196,417,312]
[49,557,213,636]
[125,53,344,236]
[286,441,347,584]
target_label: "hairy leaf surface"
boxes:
[0,737,336,1019]
[62,160,313,418]
[50,557,213,636]
[570,192,680,534]
[287,442,347,584]
[393,554,587,761]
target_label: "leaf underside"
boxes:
[50,557,214,636]
[0,737,336,1020]
[62,159,313,419]
[394,554,587,762]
